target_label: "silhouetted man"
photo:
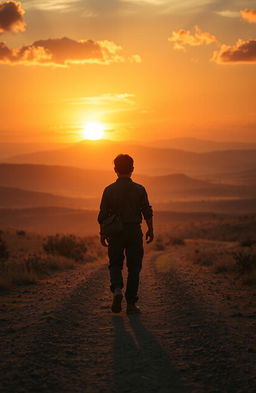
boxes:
[98,154,154,314]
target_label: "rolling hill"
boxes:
[0,186,95,209]
[4,139,256,176]
[145,137,256,153]
[0,164,254,204]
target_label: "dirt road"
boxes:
[0,244,256,393]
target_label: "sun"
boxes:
[82,122,105,140]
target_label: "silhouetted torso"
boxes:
[98,177,152,225]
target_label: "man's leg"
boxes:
[108,235,125,293]
[125,227,144,305]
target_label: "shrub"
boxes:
[240,239,255,247]
[16,230,26,237]
[192,249,215,266]
[25,254,75,275]
[43,234,87,262]
[213,254,235,274]
[233,251,256,274]
[0,238,9,261]
[168,237,185,246]
[153,237,165,251]
[0,253,76,291]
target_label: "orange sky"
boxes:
[0,0,256,143]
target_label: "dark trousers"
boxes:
[108,224,144,304]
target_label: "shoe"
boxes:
[111,288,123,313]
[126,304,141,314]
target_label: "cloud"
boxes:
[0,36,141,66]
[215,10,239,18]
[66,93,136,105]
[240,8,256,23]
[0,1,26,33]
[169,25,216,50]
[24,0,79,11]
[212,39,256,64]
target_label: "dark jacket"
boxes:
[98,177,153,226]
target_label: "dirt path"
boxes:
[0,245,256,393]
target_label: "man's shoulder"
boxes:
[132,181,144,189]
[103,179,147,193]
[103,182,117,193]
[131,181,147,193]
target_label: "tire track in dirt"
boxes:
[0,252,188,393]
[1,246,255,393]
[145,249,256,393]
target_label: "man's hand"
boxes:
[100,234,109,247]
[146,230,154,244]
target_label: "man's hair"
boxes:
[114,154,134,175]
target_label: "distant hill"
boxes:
[4,139,256,176]
[0,164,254,203]
[0,142,68,160]
[206,168,256,186]
[155,198,256,214]
[0,186,95,209]
[0,207,233,235]
[0,163,112,197]
[146,137,256,153]
[1,206,255,237]
[0,207,98,235]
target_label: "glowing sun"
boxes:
[83,122,105,140]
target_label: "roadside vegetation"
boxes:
[190,243,256,286]
[0,230,105,291]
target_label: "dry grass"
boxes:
[0,230,105,291]
[152,234,186,251]
[189,241,256,286]
[0,254,75,290]
[191,248,216,267]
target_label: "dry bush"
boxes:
[0,254,76,291]
[0,237,9,261]
[240,239,256,247]
[153,236,165,251]
[191,248,215,266]
[0,276,12,290]
[43,234,87,262]
[167,237,185,246]
[0,260,37,290]
[0,233,104,291]
[233,251,256,274]
[213,253,235,274]
[25,254,75,275]
[242,272,256,286]
[16,230,26,237]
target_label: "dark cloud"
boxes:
[0,1,26,33]
[240,8,256,23]
[212,39,256,64]
[0,36,141,65]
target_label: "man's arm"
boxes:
[141,187,154,243]
[98,188,110,247]
[145,217,154,244]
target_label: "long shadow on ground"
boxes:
[112,315,187,393]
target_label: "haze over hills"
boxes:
[0,186,96,209]
[0,142,68,160]
[4,140,256,176]
[206,168,256,186]
[145,137,256,153]
[0,164,255,203]
[1,185,256,215]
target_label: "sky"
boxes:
[0,0,256,143]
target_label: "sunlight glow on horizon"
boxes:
[82,122,105,140]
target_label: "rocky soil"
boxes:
[0,241,256,393]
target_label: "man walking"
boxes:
[98,154,154,314]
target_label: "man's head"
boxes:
[114,154,134,177]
